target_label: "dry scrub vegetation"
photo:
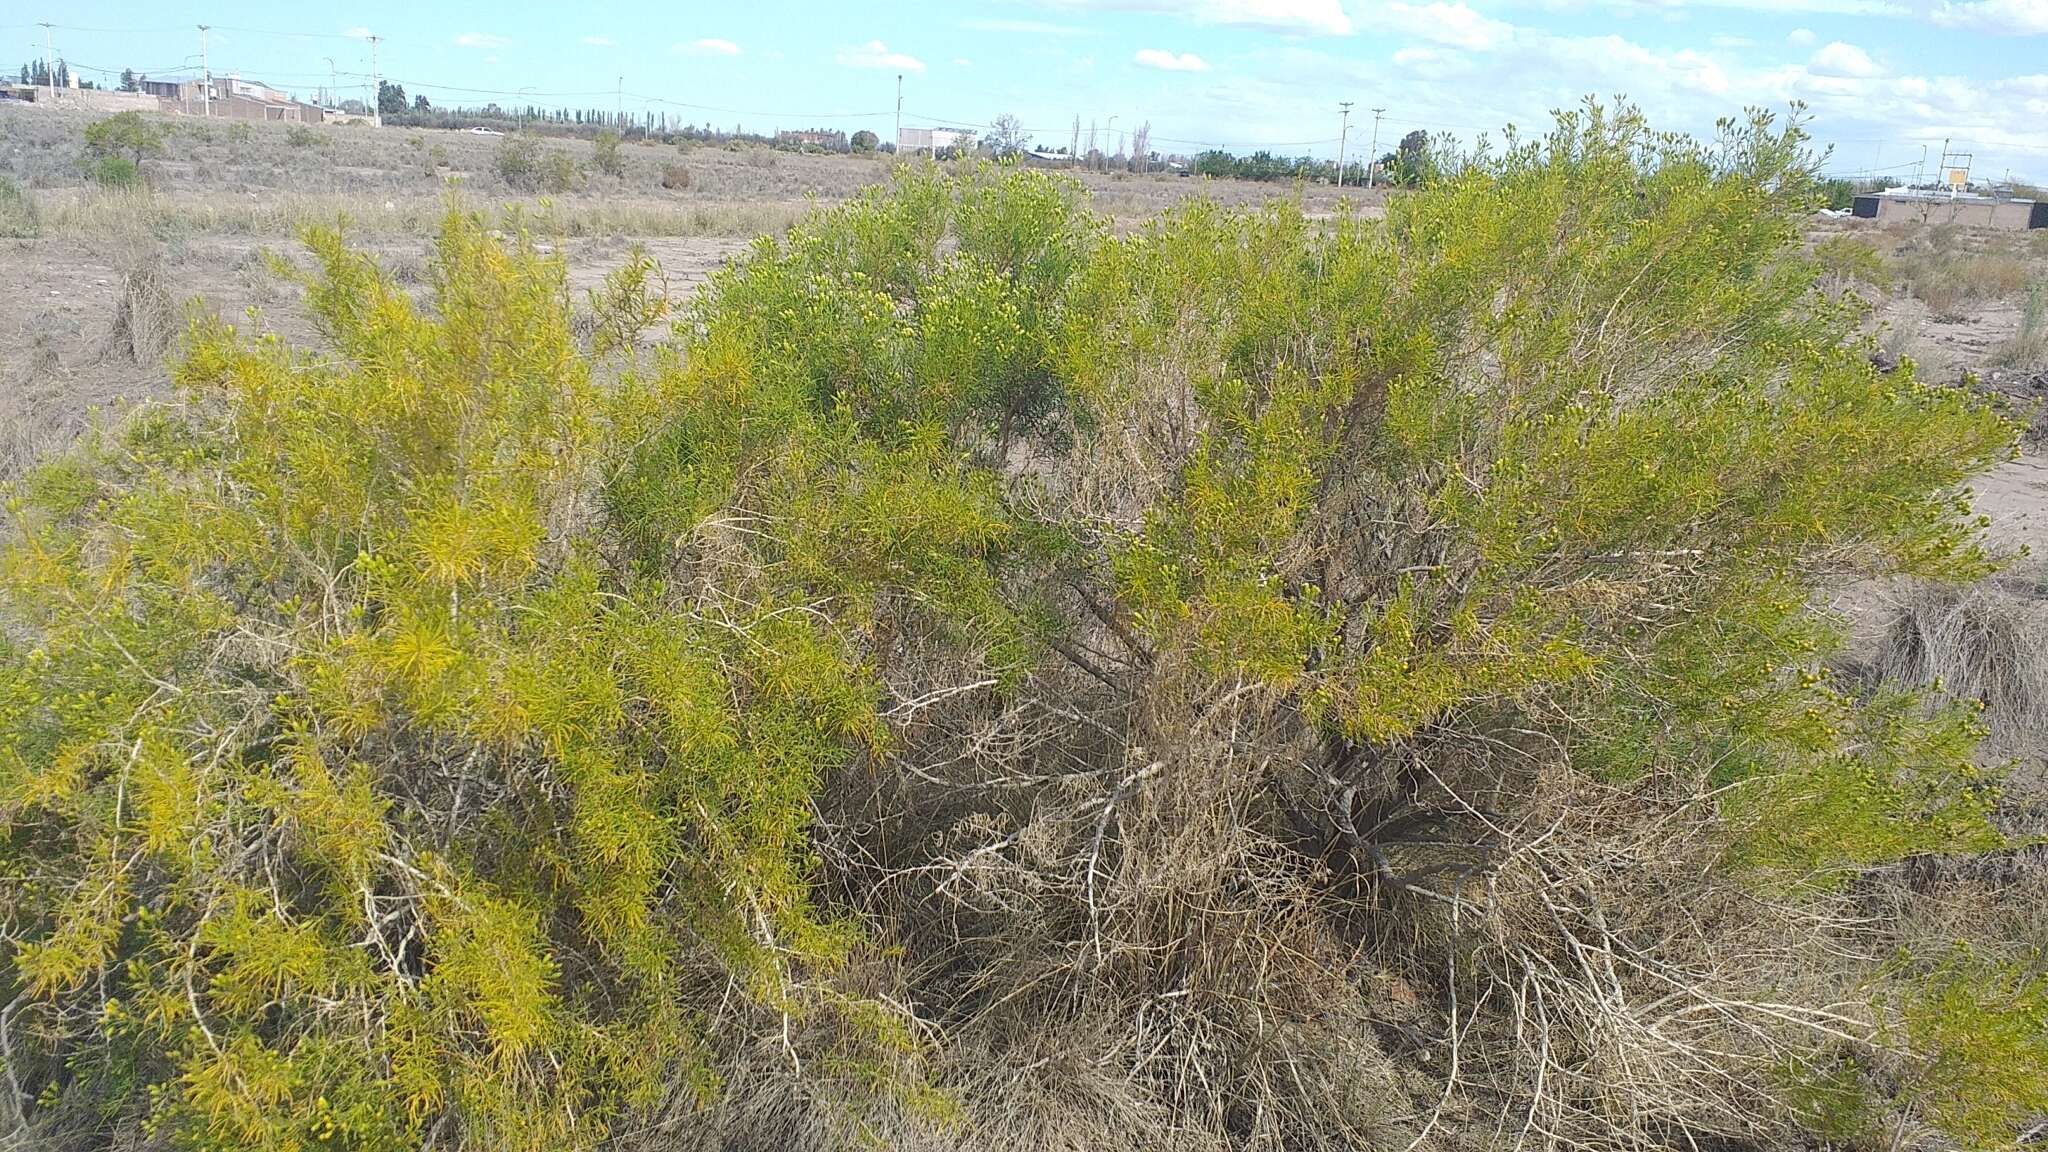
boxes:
[3,103,2047,1152]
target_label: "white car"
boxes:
[467,126,505,136]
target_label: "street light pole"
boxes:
[38,23,54,103]
[198,25,210,116]
[1366,107,1385,189]
[1337,101,1353,188]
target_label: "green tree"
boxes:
[851,128,879,153]
[413,93,431,112]
[989,113,1029,156]
[377,79,406,115]
[1393,128,1429,185]
[118,67,137,92]
[82,111,166,166]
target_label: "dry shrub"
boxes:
[1893,234,2036,322]
[1995,280,2048,369]
[3,318,69,479]
[102,248,178,364]
[661,162,693,191]
[1878,566,2048,779]
[803,661,1406,1152]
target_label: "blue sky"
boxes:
[13,1,2048,181]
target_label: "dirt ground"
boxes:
[3,103,2041,550]
[2,103,1387,477]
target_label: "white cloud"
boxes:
[582,35,616,47]
[455,32,508,49]
[1788,27,1817,44]
[1211,23,2047,183]
[1391,44,1476,74]
[342,26,372,39]
[1378,2,1515,50]
[680,38,741,56]
[1199,0,1352,33]
[962,18,1091,35]
[1930,0,2048,33]
[1709,34,1754,48]
[837,40,926,72]
[1050,0,1350,34]
[1809,40,1884,77]
[1135,47,1212,70]
[954,56,974,66]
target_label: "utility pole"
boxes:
[1917,143,1927,188]
[894,74,903,152]
[1366,107,1385,189]
[323,56,336,109]
[368,34,381,127]
[1336,101,1353,188]
[1108,115,1118,171]
[198,25,210,117]
[616,76,622,128]
[38,22,54,103]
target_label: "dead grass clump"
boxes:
[103,250,178,364]
[661,162,693,191]
[807,664,1407,1152]
[1878,566,2048,775]
[3,314,73,479]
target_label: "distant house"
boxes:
[138,73,322,123]
[2,75,155,112]
[1853,189,2047,231]
[896,127,974,155]
[777,128,847,152]
[1021,149,1072,168]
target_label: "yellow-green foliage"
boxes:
[1900,949,2048,1147]
[0,105,2032,1150]
[0,206,907,1150]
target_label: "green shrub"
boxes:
[541,148,580,193]
[592,128,624,178]
[90,154,142,188]
[0,103,2033,1152]
[285,124,322,148]
[493,134,539,190]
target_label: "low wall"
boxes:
[1868,195,2040,231]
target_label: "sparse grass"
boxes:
[34,186,806,240]
[0,175,37,237]
[1879,311,1923,365]
[1813,233,1891,296]
[1890,227,2036,322]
